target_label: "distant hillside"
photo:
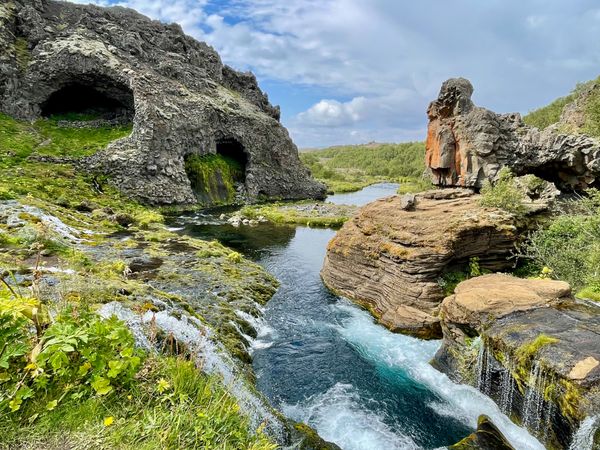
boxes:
[524,76,600,137]
[300,142,430,193]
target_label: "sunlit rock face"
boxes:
[425,78,600,192]
[0,0,325,205]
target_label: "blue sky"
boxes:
[71,0,600,147]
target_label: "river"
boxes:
[173,183,544,450]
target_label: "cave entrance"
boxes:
[216,138,247,183]
[40,77,134,123]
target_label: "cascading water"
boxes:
[523,361,550,436]
[499,359,515,415]
[476,341,493,396]
[172,184,545,450]
[569,415,599,450]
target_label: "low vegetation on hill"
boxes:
[523,75,600,137]
[300,142,431,194]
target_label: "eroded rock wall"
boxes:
[320,189,521,338]
[425,78,600,192]
[0,0,325,204]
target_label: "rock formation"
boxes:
[433,274,600,449]
[321,189,525,339]
[425,78,600,191]
[0,0,325,204]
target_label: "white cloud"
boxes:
[65,0,600,147]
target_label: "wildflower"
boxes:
[157,378,170,393]
[103,416,114,427]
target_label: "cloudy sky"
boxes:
[70,0,600,147]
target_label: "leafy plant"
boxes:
[479,168,527,217]
[0,283,142,415]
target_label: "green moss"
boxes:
[184,154,242,205]
[515,334,559,367]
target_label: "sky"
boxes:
[69,0,600,148]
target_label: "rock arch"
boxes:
[216,137,248,183]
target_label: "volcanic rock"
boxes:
[0,0,325,204]
[425,78,600,192]
[320,189,523,338]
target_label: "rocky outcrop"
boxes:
[320,189,524,339]
[425,78,600,191]
[449,415,515,450]
[0,0,325,204]
[433,274,600,449]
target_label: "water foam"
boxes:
[331,300,545,450]
[283,383,419,450]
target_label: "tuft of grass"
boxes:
[479,168,527,217]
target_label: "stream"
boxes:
[172,183,544,450]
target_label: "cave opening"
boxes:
[216,137,247,183]
[40,78,134,122]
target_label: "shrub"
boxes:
[479,168,527,216]
[521,189,600,295]
[0,285,142,416]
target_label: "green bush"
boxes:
[479,168,527,216]
[522,189,600,295]
[0,286,142,416]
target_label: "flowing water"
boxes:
[173,184,545,450]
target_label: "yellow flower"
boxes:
[103,416,114,427]
[127,395,133,401]
[156,378,171,393]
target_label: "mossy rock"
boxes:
[450,415,514,450]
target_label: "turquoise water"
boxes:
[174,184,543,450]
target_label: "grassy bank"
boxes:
[300,142,431,193]
[0,114,281,448]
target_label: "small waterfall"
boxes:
[100,301,287,443]
[499,360,515,415]
[569,415,599,450]
[523,361,553,436]
[476,341,492,395]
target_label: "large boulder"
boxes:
[433,274,600,449]
[425,78,600,192]
[320,189,524,339]
[0,0,325,204]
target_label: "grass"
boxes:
[300,142,428,193]
[241,202,354,228]
[0,357,276,450]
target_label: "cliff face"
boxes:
[425,78,600,192]
[0,0,325,204]
[320,189,521,338]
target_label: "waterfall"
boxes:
[99,301,287,443]
[569,415,599,450]
[476,341,492,395]
[523,361,552,436]
[499,360,514,415]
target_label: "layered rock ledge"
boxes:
[434,274,600,449]
[320,189,523,338]
[0,0,325,204]
[425,78,600,191]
